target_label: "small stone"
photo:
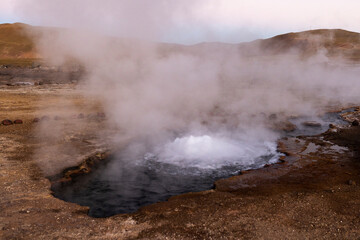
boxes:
[269,113,277,120]
[351,120,359,126]
[33,117,40,123]
[348,180,356,186]
[329,124,336,129]
[78,113,85,119]
[2,119,13,125]
[302,121,321,127]
[13,119,23,124]
[19,209,30,214]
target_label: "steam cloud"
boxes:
[15,1,360,175]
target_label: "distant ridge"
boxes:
[0,23,359,67]
[258,29,360,60]
[0,23,39,66]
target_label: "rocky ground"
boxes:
[0,66,83,86]
[0,85,360,239]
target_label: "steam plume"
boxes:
[14,1,360,174]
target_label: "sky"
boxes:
[1,0,360,44]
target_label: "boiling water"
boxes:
[52,109,353,218]
[53,135,280,217]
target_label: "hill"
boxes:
[0,23,40,66]
[0,23,360,67]
[258,29,360,60]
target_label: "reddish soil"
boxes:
[1,85,359,239]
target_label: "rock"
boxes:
[348,180,356,186]
[200,120,208,125]
[33,117,40,123]
[13,119,23,124]
[329,124,336,129]
[278,157,286,163]
[273,121,297,132]
[328,128,338,133]
[302,121,321,127]
[237,170,243,175]
[282,122,297,132]
[269,113,277,120]
[2,119,13,125]
[351,120,359,126]
[78,113,85,119]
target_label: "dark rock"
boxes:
[348,180,356,186]
[78,113,85,119]
[269,113,277,120]
[201,120,209,125]
[302,121,321,127]
[283,122,297,132]
[273,121,297,132]
[2,119,13,125]
[278,156,286,163]
[351,120,359,126]
[33,117,40,123]
[329,124,336,129]
[13,119,23,124]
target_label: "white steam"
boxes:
[14,1,360,175]
[149,135,279,169]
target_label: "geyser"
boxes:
[52,134,282,217]
[19,0,360,221]
[152,135,279,169]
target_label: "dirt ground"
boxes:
[0,85,359,239]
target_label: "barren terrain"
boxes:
[1,23,360,239]
[0,84,359,239]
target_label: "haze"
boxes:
[1,0,360,43]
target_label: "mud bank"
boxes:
[1,85,360,239]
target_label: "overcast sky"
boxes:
[1,0,360,44]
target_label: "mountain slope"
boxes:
[258,29,360,60]
[0,23,360,67]
[0,23,40,66]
